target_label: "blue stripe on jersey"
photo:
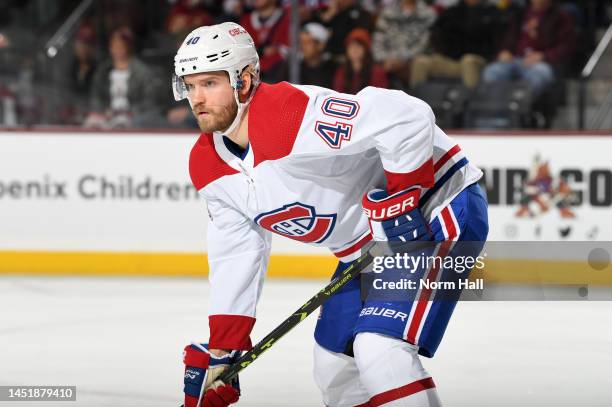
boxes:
[420,157,468,206]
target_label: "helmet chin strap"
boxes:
[213,78,259,138]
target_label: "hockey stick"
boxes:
[180,244,379,406]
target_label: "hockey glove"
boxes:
[362,187,432,242]
[183,343,241,407]
[362,188,436,301]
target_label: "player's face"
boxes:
[184,72,237,133]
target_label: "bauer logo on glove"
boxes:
[362,187,432,242]
[362,188,419,220]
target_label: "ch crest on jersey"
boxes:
[255,203,336,243]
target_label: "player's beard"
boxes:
[193,100,238,133]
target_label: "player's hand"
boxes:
[362,187,432,242]
[183,343,241,407]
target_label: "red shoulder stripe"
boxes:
[249,82,309,167]
[189,133,239,190]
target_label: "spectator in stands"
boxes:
[410,0,501,89]
[63,26,97,124]
[12,55,38,126]
[430,0,460,12]
[152,87,199,129]
[241,0,290,83]
[0,32,8,50]
[166,0,214,35]
[215,0,246,24]
[0,24,18,126]
[291,22,335,88]
[333,28,388,94]
[317,0,375,61]
[279,0,323,22]
[372,0,436,89]
[85,27,159,128]
[482,0,576,95]
[134,33,197,130]
[102,0,148,42]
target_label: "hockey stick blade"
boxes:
[178,244,380,406]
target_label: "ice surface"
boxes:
[1,276,611,406]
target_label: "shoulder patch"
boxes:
[189,133,239,191]
[249,82,309,166]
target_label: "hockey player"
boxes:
[177,22,488,407]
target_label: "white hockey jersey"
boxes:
[189,82,482,350]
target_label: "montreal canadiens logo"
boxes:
[254,203,336,243]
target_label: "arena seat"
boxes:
[410,81,470,129]
[463,81,533,129]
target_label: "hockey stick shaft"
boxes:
[217,246,377,383]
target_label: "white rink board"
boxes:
[0,132,610,255]
[0,132,322,255]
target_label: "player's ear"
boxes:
[238,71,252,102]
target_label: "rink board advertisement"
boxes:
[458,135,612,242]
[0,131,611,279]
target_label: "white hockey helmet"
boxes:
[172,22,260,102]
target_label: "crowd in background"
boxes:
[0,0,610,130]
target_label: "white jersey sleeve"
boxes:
[291,85,436,193]
[205,196,271,350]
[189,134,272,351]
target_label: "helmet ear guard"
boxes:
[235,78,244,90]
